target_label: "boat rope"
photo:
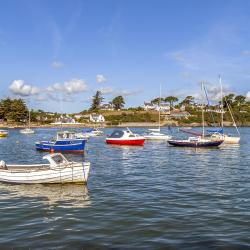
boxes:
[224,98,240,136]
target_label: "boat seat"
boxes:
[0,160,7,170]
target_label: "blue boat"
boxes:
[167,137,223,147]
[35,131,86,153]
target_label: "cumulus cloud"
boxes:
[51,61,63,69]
[9,80,40,96]
[99,87,113,94]
[96,74,107,83]
[47,79,87,95]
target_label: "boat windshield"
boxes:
[109,130,124,138]
[51,154,67,164]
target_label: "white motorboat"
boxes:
[20,128,35,134]
[0,153,90,184]
[144,128,172,140]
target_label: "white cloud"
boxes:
[99,87,113,94]
[96,74,107,83]
[46,79,87,95]
[9,80,40,96]
[64,79,87,94]
[246,91,250,101]
[51,61,63,69]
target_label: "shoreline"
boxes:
[1,122,250,128]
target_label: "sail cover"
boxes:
[179,128,202,136]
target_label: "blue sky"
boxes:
[1,0,250,113]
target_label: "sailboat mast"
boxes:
[28,109,30,129]
[159,84,161,131]
[219,76,224,128]
[201,82,205,138]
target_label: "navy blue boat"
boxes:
[35,131,86,153]
[167,137,223,147]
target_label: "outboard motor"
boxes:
[0,160,7,169]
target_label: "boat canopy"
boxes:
[207,128,224,134]
[109,130,124,138]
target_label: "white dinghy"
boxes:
[0,153,90,184]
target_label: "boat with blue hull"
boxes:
[35,131,86,153]
[168,137,223,147]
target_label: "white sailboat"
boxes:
[144,85,172,140]
[20,108,35,134]
[211,77,240,144]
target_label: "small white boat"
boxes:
[20,108,35,134]
[144,85,171,141]
[210,132,240,144]
[0,153,90,184]
[144,128,172,140]
[20,128,35,134]
[0,130,8,138]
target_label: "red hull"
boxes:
[106,139,145,146]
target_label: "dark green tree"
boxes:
[90,91,103,111]
[234,95,246,107]
[165,96,179,108]
[112,96,125,110]
[181,96,194,106]
[151,97,165,104]
[0,98,28,122]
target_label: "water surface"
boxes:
[0,127,249,249]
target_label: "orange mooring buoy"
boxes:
[50,148,55,154]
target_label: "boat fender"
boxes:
[0,160,7,169]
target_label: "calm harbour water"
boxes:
[0,127,249,249]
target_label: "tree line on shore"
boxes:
[0,92,250,124]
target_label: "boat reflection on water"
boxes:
[0,183,91,208]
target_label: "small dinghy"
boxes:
[0,153,90,184]
[0,130,8,138]
[106,128,145,146]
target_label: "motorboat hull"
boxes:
[36,139,86,153]
[0,133,8,138]
[144,135,172,140]
[20,129,35,134]
[0,163,90,184]
[168,139,223,147]
[106,138,145,146]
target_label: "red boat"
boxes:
[106,128,145,146]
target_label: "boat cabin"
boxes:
[57,131,77,140]
[108,128,136,138]
[43,153,69,169]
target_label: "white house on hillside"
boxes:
[144,102,170,113]
[144,102,155,111]
[90,114,105,123]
